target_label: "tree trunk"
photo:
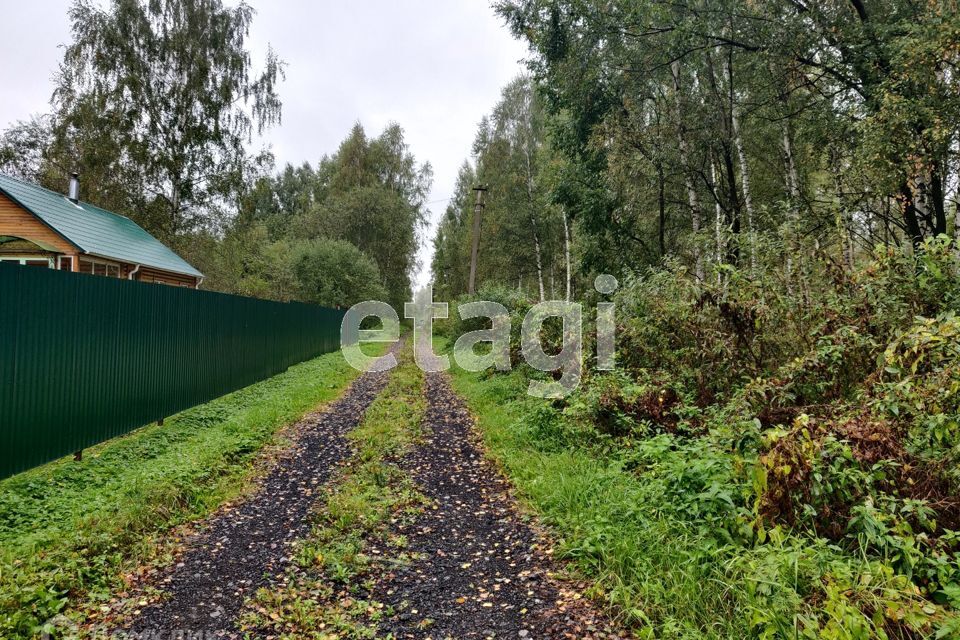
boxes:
[782,121,799,295]
[722,144,741,265]
[519,112,545,302]
[954,206,960,244]
[844,215,855,271]
[705,49,741,265]
[711,160,724,281]
[657,163,666,257]
[931,167,947,236]
[532,221,545,302]
[731,100,756,275]
[782,121,801,206]
[169,179,182,240]
[671,60,704,280]
[954,198,960,243]
[900,183,924,251]
[562,210,572,302]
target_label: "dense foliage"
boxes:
[202,123,431,307]
[432,1,960,637]
[441,238,960,638]
[435,1,960,297]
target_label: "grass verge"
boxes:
[240,342,427,639]
[0,345,384,639]
[445,362,744,637]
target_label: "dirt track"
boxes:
[121,361,393,638]
[117,348,628,639]
[371,371,626,639]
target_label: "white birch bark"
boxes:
[671,61,704,281]
[730,83,756,275]
[519,89,546,303]
[954,201,960,243]
[727,58,757,277]
[531,223,546,302]
[782,120,799,294]
[562,210,572,302]
[711,161,726,286]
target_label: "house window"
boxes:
[58,256,74,271]
[78,258,122,278]
[0,256,54,268]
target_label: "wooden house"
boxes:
[0,173,203,287]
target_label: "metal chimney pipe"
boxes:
[68,172,80,203]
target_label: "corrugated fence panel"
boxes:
[0,262,346,480]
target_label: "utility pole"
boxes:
[468,185,487,295]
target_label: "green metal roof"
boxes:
[0,173,203,278]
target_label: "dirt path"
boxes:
[372,371,627,639]
[120,355,394,638]
[116,346,626,639]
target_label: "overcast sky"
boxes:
[0,1,528,289]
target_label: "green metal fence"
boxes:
[0,262,345,480]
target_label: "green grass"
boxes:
[443,362,746,638]
[241,342,427,638]
[0,345,384,639]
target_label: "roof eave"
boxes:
[83,252,204,280]
[0,184,84,253]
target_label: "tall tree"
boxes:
[496,0,960,269]
[52,0,283,241]
[433,76,569,300]
[227,123,431,307]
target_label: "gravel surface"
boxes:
[120,356,393,639]
[373,371,628,639]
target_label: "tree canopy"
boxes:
[432,0,960,295]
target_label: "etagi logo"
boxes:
[340,275,619,398]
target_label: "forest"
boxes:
[431,1,960,637]
[2,0,960,638]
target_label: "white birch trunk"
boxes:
[730,84,756,276]
[532,223,545,302]
[727,58,757,277]
[519,92,546,303]
[562,211,572,302]
[782,120,799,294]
[954,201,960,243]
[671,61,704,281]
[712,161,724,270]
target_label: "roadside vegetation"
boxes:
[440,238,960,639]
[240,343,427,639]
[0,347,381,639]
[428,2,960,637]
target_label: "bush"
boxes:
[517,236,960,635]
[292,238,388,308]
